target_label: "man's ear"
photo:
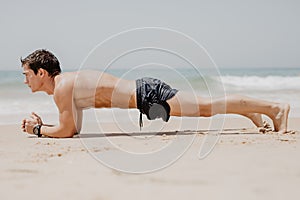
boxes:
[38,68,49,77]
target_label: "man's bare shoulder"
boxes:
[54,72,76,92]
[53,70,106,94]
[53,70,120,101]
[54,70,105,90]
[52,72,75,106]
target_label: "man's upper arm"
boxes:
[54,83,78,137]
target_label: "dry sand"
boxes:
[0,117,300,200]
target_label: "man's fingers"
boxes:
[21,113,42,133]
[32,112,40,118]
[30,114,40,123]
[24,122,28,132]
[24,119,31,126]
[22,115,41,134]
[21,119,27,127]
[31,112,42,124]
[30,115,39,122]
[24,122,31,133]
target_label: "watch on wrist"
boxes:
[33,124,42,137]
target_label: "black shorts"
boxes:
[136,77,178,128]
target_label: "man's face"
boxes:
[22,64,41,93]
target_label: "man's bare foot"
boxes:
[273,103,290,134]
[244,113,264,127]
[258,121,273,133]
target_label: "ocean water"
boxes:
[0,67,299,125]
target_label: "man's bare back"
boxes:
[58,70,137,109]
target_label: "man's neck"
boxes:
[42,75,58,95]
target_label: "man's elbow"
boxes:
[60,129,77,138]
[54,127,77,138]
[60,132,75,138]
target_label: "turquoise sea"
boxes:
[0,67,299,124]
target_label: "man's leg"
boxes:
[242,113,264,127]
[167,91,290,133]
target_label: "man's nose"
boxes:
[24,78,28,84]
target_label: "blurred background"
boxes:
[0,0,299,124]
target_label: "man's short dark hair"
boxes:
[21,49,61,78]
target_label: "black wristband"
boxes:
[33,124,42,137]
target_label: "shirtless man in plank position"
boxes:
[21,49,290,138]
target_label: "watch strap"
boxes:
[33,124,42,137]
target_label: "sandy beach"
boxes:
[1,116,299,200]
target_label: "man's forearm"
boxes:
[41,125,75,138]
[42,123,55,127]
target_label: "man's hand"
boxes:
[21,112,43,134]
[31,112,43,125]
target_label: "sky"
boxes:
[0,0,299,70]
